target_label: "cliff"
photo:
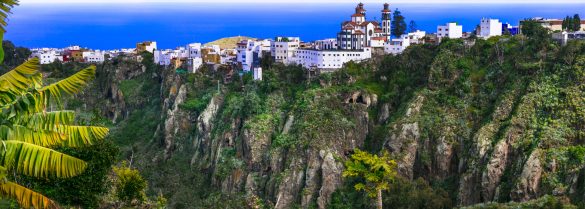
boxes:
[64,35,585,208]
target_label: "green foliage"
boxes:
[562,14,582,31]
[20,140,120,208]
[180,93,212,113]
[343,149,397,198]
[391,9,407,37]
[113,162,148,204]
[462,195,576,209]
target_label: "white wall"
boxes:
[480,18,502,38]
[437,22,463,40]
[295,48,372,70]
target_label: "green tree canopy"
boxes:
[343,149,397,209]
[391,9,407,37]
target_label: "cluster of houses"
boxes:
[29,3,585,80]
[29,45,136,65]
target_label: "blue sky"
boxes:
[6,1,585,49]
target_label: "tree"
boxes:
[343,149,397,209]
[408,20,418,33]
[391,9,407,37]
[574,14,581,31]
[0,58,109,209]
[113,162,147,205]
[563,16,570,31]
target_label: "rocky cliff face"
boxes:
[89,37,585,208]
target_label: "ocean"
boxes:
[5,2,585,49]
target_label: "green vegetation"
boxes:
[343,149,397,209]
[562,14,582,32]
[113,162,148,205]
[392,9,407,37]
[0,58,109,208]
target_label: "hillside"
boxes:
[14,25,585,209]
[204,36,257,49]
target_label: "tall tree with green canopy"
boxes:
[0,0,110,208]
[408,20,418,33]
[391,9,407,37]
[343,149,397,209]
[574,14,581,31]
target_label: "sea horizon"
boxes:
[7,2,585,49]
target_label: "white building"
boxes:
[236,39,271,71]
[337,3,391,50]
[137,41,157,53]
[253,67,262,81]
[82,51,105,63]
[154,50,172,66]
[187,43,202,58]
[437,22,463,41]
[295,48,372,71]
[271,37,300,65]
[480,18,502,38]
[30,49,58,64]
[384,30,426,55]
[315,39,338,50]
[190,57,203,73]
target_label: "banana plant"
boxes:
[0,0,19,63]
[0,58,109,209]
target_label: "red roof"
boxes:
[374,28,383,33]
[354,31,365,35]
[371,37,387,41]
[351,13,364,17]
[343,26,355,30]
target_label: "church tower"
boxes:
[381,3,392,39]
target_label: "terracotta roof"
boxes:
[351,13,365,17]
[374,28,383,33]
[343,26,355,30]
[582,20,585,24]
[344,21,359,27]
[382,9,391,12]
[371,37,387,41]
[354,31,365,35]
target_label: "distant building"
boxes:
[201,47,221,64]
[236,39,270,71]
[295,48,372,71]
[384,30,426,55]
[524,18,563,32]
[187,43,202,58]
[82,51,105,63]
[502,23,520,35]
[337,3,391,50]
[253,67,262,81]
[437,22,463,41]
[479,18,502,38]
[136,41,157,53]
[315,39,338,50]
[271,37,300,65]
[553,31,585,46]
[190,57,203,72]
[30,49,58,64]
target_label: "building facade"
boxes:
[384,30,426,55]
[294,48,372,71]
[136,41,157,53]
[337,3,392,50]
[271,37,300,65]
[437,22,463,41]
[479,18,503,38]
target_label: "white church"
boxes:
[337,3,392,50]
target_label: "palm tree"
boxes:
[0,58,109,208]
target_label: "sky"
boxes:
[18,0,585,4]
[6,1,585,49]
